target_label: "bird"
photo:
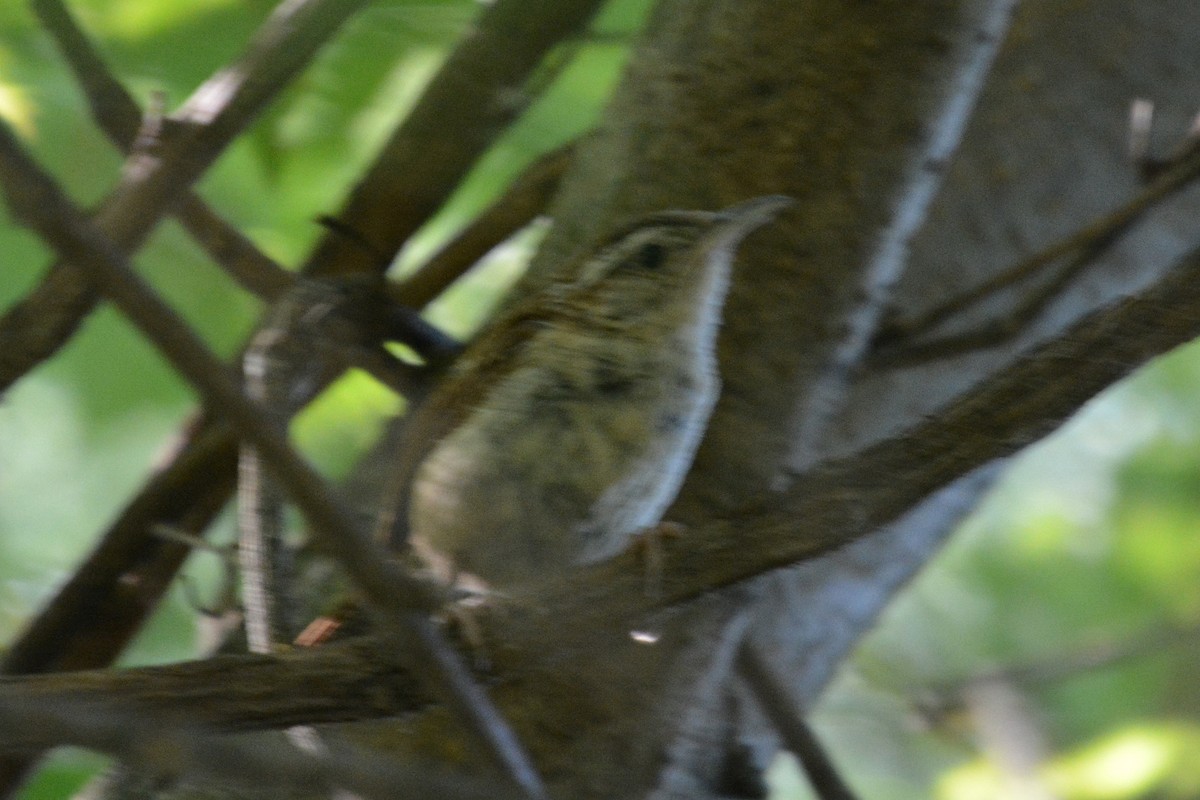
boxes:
[383,195,792,589]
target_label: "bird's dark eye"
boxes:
[633,241,666,270]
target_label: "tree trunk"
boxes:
[22,0,1200,798]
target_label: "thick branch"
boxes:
[0,693,511,800]
[0,122,545,800]
[301,0,605,278]
[0,639,422,731]
[874,135,1200,365]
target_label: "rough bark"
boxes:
[10,0,1200,798]
[368,1,1023,797]
[515,0,1200,795]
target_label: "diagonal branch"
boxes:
[738,645,860,800]
[0,0,594,687]
[0,420,237,675]
[508,242,1200,638]
[0,693,516,800]
[0,0,368,392]
[30,0,293,300]
[301,0,606,279]
[872,136,1200,365]
[390,143,574,309]
[0,122,546,800]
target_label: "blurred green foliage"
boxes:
[0,1,645,795]
[790,342,1200,800]
[2,2,1200,799]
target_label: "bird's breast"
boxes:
[407,340,719,586]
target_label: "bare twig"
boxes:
[29,0,139,134]
[738,644,859,800]
[176,196,294,299]
[301,0,606,279]
[0,0,369,392]
[391,143,574,309]
[873,236,1115,367]
[0,123,545,800]
[872,134,1200,366]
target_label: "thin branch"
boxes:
[0,694,516,800]
[0,0,568,693]
[872,134,1200,366]
[30,0,293,301]
[920,624,1200,715]
[872,236,1113,368]
[0,122,546,800]
[0,0,368,392]
[0,421,237,675]
[29,0,139,135]
[0,124,435,626]
[391,143,574,309]
[175,196,294,299]
[738,644,860,800]
[300,0,607,279]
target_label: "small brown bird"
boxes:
[387,195,791,588]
